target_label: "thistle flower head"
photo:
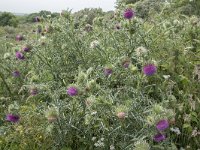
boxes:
[124,9,135,19]
[135,46,148,57]
[15,51,25,60]
[104,67,113,76]
[170,127,181,135]
[143,64,157,76]
[30,87,38,96]
[45,108,59,123]
[117,112,126,119]
[85,95,96,107]
[116,105,128,120]
[156,119,169,131]
[90,40,100,49]
[67,86,78,96]
[34,16,40,22]
[134,140,150,150]
[12,70,20,77]
[122,59,131,68]
[6,114,20,123]
[22,44,32,52]
[16,35,24,41]
[153,133,166,142]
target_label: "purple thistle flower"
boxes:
[16,35,23,41]
[124,9,135,19]
[104,68,113,76]
[143,64,157,76]
[153,133,166,142]
[34,16,40,22]
[12,70,20,77]
[30,88,38,96]
[122,60,131,68]
[67,87,78,96]
[6,114,20,123]
[15,51,25,60]
[23,47,30,52]
[156,119,169,131]
[22,45,32,52]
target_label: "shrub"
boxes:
[0,12,19,27]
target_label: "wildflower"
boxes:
[163,75,171,80]
[135,46,148,57]
[67,87,78,96]
[143,64,157,76]
[6,114,20,123]
[90,40,99,49]
[22,45,32,52]
[16,35,23,41]
[146,116,155,125]
[15,51,25,60]
[92,137,97,141]
[94,139,105,147]
[34,16,40,22]
[91,111,97,115]
[173,19,180,26]
[156,119,169,131]
[45,108,58,123]
[153,104,164,114]
[104,67,113,76]
[134,140,150,150]
[30,87,38,96]
[124,9,135,19]
[122,60,131,68]
[110,145,115,150]
[130,65,138,73]
[12,71,20,77]
[117,112,126,119]
[153,133,166,142]
[38,36,46,45]
[191,127,200,137]
[85,96,96,107]
[170,127,181,135]
[183,114,191,122]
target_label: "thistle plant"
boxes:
[0,1,200,149]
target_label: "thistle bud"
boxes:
[45,108,59,123]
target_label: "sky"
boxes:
[0,0,116,13]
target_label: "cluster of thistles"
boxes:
[154,119,169,142]
[9,9,162,147]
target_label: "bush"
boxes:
[73,8,105,25]
[0,12,19,27]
